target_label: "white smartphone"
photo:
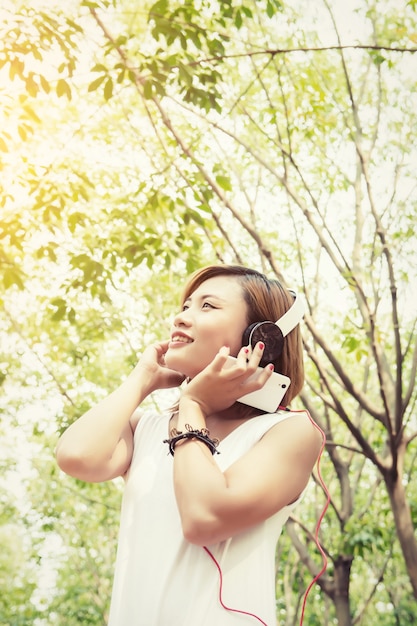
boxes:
[225,356,291,412]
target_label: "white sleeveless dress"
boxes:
[107,410,305,626]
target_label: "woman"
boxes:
[56,264,323,625]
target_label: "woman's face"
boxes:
[164,275,249,379]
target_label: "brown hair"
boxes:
[181,264,304,405]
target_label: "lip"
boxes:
[169,331,194,347]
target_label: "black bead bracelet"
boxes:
[163,424,220,456]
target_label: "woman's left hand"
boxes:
[180,343,273,416]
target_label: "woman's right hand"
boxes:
[133,340,186,392]
[56,341,185,483]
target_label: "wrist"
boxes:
[163,424,219,456]
[127,366,156,401]
[178,395,207,428]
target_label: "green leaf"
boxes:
[178,63,193,87]
[370,52,386,66]
[23,104,41,123]
[17,125,28,141]
[103,77,113,100]
[25,74,39,97]
[266,0,282,16]
[80,0,101,8]
[266,1,274,18]
[56,78,72,99]
[68,212,86,232]
[184,209,206,226]
[91,63,108,72]
[88,75,106,92]
[0,136,9,152]
[117,67,126,83]
[149,0,169,18]
[215,174,232,191]
[40,75,51,93]
[143,80,153,99]
[65,17,84,34]
[49,298,67,321]
[3,267,24,290]
[241,6,253,18]
[9,58,25,81]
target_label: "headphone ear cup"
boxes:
[242,322,284,368]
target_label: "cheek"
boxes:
[205,323,245,358]
[221,328,245,357]
[229,338,244,357]
[164,323,246,373]
[207,332,243,359]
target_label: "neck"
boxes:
[169,401,264,440]
[206,402,262,426]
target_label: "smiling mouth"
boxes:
[171,335,193,344]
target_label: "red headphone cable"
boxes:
[203,545,269,625]
[294,408,329,625]
[204,408,329,626]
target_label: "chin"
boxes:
[164,350,209,380]
[164,352,189,377]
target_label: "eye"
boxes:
[182,304,190,311]
[202,302,215,309]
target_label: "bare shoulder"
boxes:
[263,410,323,467]
[222,410,323,523]
[281,410,323,442]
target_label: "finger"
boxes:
[152,340,170,360]
[236,345,251,365]
[256,363,274,386]
[219,349,250,380]
[246,341,265,369]
[158,340,170,353]
[211,345,231,371]
[241,362,274,395]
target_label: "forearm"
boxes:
[173,398,229,544]
[56,367,154,464]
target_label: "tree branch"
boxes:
[187,45,417,68]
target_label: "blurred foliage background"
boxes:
[1,0,416,624]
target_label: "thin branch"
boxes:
[304,340,392,475]
[285,517,334,596]
[2,304,76,406]
[187,45,417,68]
[304,319,385,421]
[323,1,402,439]
[352,550,393,625]
[89,7,286,283]
[404,337,417,412]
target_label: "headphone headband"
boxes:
[275,290,305,337]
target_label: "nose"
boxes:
[173,308,192,328]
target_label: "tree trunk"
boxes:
[385,470,417,598]
[333,555,354,626]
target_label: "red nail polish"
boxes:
[259,342,264,350]
[268,364,274,371]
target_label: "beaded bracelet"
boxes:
[163,424,220,456]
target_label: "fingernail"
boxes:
[268,364,274,371]
[243,347,249,354]
[258,342,264,350]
